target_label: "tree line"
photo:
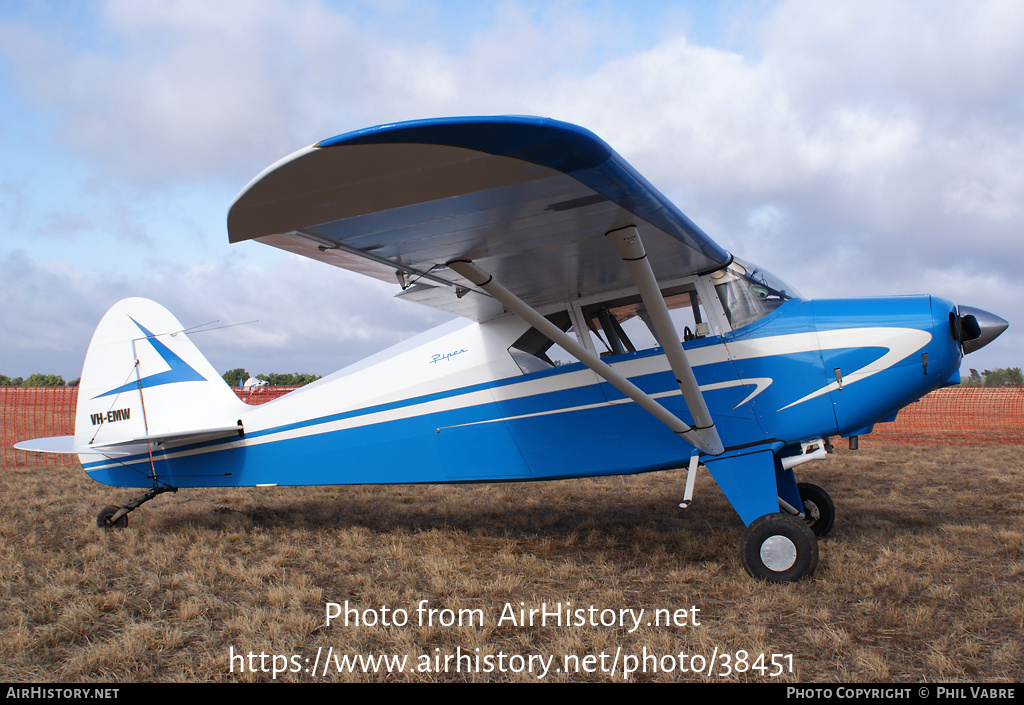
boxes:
[0,370,321,387]
[0,374,76,387]
[962,368,1024,387]
[221,368,322,387]
[3,367,1021,389]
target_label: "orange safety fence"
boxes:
[1,386,299,469]
[2,386,79,469]
[861,386,1024,447]
[2,385,1022,469]
[232,385,300,405]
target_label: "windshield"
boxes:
[709,258,802,330]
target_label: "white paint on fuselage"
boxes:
[82,311,931,474]
[239,315,929,448]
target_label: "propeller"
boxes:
[955,305,1008,354]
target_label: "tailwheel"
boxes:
[95,485,176,530]
[96,505,129,529]
[741,513,818,582]
[797,482,835,537]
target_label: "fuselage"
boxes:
[63,115,1005,580]
[82,291,962,489]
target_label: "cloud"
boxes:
[2,0,1021,377]
[515,2,1024,306]
[0,2,647,184]
[2,1,364,184]
[760,0,1024,114]
[0,250,451,379]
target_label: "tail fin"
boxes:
[75,298,247,456]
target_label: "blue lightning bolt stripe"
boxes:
[93,317,207,398]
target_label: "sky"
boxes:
[1,0,1021,381]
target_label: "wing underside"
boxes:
[228,116,730,321]
[228,117,729,454]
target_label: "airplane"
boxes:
[16,116,1008,582]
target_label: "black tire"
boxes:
[96,505,128,529]
[797,482,835,537]
[741,513,818,582]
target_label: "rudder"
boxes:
[75,298,247,461]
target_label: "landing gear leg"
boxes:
[96,486,176,529]
[741,513,819,582]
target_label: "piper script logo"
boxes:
[430,349,468,364]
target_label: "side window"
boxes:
[507,284,710,373]
[507,310,576,373]
[582,299,643,356]
[581,286,708,357]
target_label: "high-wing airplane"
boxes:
[16,116,1008,582]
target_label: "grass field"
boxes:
[1,446,1021,682]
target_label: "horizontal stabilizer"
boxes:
[17,426,244,458]
[14,435,76,454]
[84,425,244,453]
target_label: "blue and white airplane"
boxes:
[17,117,1007,582]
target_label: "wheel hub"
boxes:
[804,499,820,524]
[760,535,797,571]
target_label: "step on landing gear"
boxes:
[96,486,176,529]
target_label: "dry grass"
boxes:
[1,446,1021,682]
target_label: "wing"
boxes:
[227,116,730,321]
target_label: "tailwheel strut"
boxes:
[96,485,176,529]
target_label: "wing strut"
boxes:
[606,226,723,455]
[446,259,725,456]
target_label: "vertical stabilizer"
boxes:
[75,298,247,459]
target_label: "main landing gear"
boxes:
[740,483,835,581]
[96,486,176,529]
[797,482,835,538]
[685,446,837,582]
[741,513,818,582]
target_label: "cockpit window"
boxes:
[507,284,709,374]
[709,258,801,330]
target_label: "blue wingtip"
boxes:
[315,115,613,170]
